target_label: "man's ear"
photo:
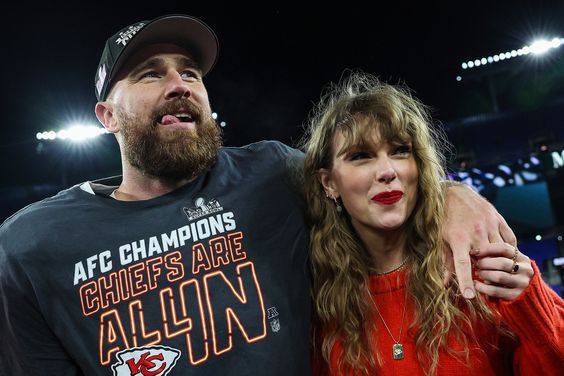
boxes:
[95,101,119,134]
[318,168,339,199]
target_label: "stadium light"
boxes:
[458,37,563,73]
[37,112,228,143]
[529,37,562,55]
[212,111,227,128]
[36,124,108,142]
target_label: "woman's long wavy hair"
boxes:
[300,72,502,375]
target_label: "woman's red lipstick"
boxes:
[372,190,403,205]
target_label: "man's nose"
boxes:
[164,71,191,100]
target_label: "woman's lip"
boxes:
[371,190,403,204]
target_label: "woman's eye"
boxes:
[393,145,412,156]
[349,151,370,161]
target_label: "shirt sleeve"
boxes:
[495,261,564,374]
[0,227,81,376]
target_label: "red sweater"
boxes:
[318,262,564,375]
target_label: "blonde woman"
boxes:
[301,72,563,375]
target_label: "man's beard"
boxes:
[117,99,222,181]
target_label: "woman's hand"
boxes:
[442,183,516,299]
[471,243,534,301]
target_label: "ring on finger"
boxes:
[510,247,519,274]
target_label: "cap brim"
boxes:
[110,15,218,86]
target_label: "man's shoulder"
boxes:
[0,185,86,261]
[219,140,304,168]
[222,140,303,157]
[1,184,84,231]
[216,140,304,193]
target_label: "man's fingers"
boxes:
[497,213,517,246]
[470,221,489,248]
[487,226,504,243]
[442,245,455,286]
[451,243,475,299]
[441,183,517,300]
[471,242,515,258]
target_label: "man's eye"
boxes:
[181,70,199,80]
[140,71,160,79]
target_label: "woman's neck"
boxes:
[354,223,407,274]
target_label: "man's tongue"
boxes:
[161,115,180,125]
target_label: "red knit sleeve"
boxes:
[496,261,564,373]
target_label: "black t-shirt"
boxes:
[0,141,310,375]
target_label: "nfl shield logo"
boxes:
[270,319,280,332]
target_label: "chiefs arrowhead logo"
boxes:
[111,345,181,376]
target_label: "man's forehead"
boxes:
[118,43,199,77]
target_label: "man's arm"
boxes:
[442,181,517,299]
[0,232,79,375]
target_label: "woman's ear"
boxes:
[95,101,119,134]
[318,168,339,199]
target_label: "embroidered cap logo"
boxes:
[115,23,145,46]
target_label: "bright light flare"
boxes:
[529,37,562,55]
[36,124,108,142]
[458,36,563,76]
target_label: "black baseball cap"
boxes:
[94,14,219,101]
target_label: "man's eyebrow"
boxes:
[128,56,202,78]
[174,56,202,72]
[129,57,165,78]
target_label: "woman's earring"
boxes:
[325,191,343,213]
[332,197,343,213]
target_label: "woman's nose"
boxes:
[376,160,397,184]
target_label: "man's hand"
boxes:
[442,183,516,299]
